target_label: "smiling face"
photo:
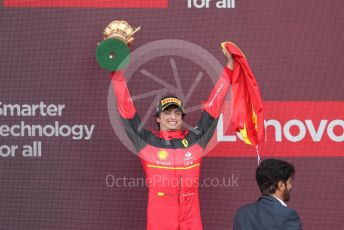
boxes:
[156,105,183,131]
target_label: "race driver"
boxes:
[110,45,234,230]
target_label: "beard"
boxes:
[283,188,291,202]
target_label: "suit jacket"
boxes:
[233,195,302,230]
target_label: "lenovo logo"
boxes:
[206,101,343,157]
[217,115,343,143]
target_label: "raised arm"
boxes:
[203,66,233,119]
[110,71,151,152]
[111,71,136,119]
[186,47,234,148]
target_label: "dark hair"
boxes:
[256,159,295,195]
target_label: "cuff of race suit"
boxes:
[110,71,125,81]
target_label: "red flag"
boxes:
[222,42,265,145]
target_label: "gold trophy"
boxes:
[96,20,141,71]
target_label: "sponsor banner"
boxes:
[208,101,344,157]
[3,0,168,8]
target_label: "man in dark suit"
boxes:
[233,159,302,230]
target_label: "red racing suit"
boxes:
[111,67,233,230]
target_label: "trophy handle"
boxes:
[129,27,141,37]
